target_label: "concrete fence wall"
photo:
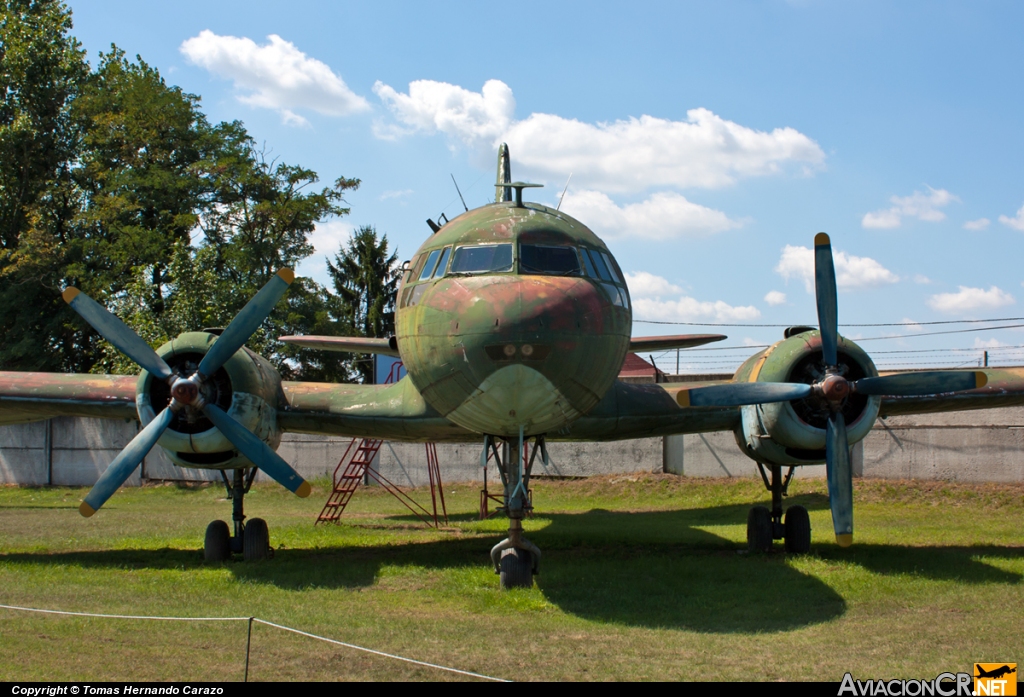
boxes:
[2,407,1024,488]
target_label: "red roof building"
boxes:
[618,353,666,383]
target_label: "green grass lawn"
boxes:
[0,474,1021,681]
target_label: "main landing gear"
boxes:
[747,463,811,554]
[204,467,271,562]
[484,432,545,589]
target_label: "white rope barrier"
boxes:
[0,603,509,683]
[253,618,509,682]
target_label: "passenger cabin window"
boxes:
[449,244,514,274]
[418,249,442,281]
[432,246,452,279]
[519,244,581,276]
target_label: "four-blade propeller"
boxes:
[675,233,987,547]
[64,269,310,517]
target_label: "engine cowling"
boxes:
[732,329,880,467]
[135,331,283,470]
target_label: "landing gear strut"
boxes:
[747,463,811,554]
[486,431,544,589]
[204,467,270,562]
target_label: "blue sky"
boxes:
[66,1,1024,372]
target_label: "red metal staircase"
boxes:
[316,361,448,528]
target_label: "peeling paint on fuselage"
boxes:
[396,201,631,437]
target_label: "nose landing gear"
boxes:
[203,467,270,562]
[484,432,545,589]
[747,463,811,554]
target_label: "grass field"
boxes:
[0,474,1021,682]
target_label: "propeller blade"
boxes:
[198,269,294,378]
[825,411,853,547]
[62,288,173,381]
[202,403,310,497]
[80,407,175,517]
[813,233,839,367]
[854,371,987,396]
[677,382,813,408]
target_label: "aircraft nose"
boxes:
[436,275,630,436]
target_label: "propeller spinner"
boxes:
[64,269,310,517]
[675,233,986,547]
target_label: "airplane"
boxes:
[2,143,1023,589]
[975,666,1016,680]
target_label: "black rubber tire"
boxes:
[499,548,533,589]
[204,520,231,562]
[747,506,773,553]
[784,505,812,554]
[243,518,270,562]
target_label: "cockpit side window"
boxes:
[586,248,614,282]
[449,244,514,274]
[600,251,623,283]
[579,247,598,278]
[418,249,442,281]
[519,244,581,276]
[432,246,452,279]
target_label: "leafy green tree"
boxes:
[327,225,400,383]
[0,3,362,379]
[0,0,88,370]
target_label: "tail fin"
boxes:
[495,143,512,203]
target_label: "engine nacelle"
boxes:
[732,330,880,467]
[135,331,283,470]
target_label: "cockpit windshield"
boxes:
[449,244,514,274]
[519,244,581,276]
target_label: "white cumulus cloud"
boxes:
[625,271,759,322]
[861,187,959,229]
[633,297,760,324]
[973,337,1006,349]
[504,109,825,193]
[927,286,1015,314]
[624,271,683,298]
[775,245,900,292]
[764,290,787,306]
[963,218,990,231]
[559,190,742,240]
[372,79,514,146]
[180,30,369,125]
[999,204,1024,231]
[372,79,824,193]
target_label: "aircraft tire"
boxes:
[783,505,811,554]
[747,506,773,553]
[204,520,231,562]
[243,518,270,562]
[499,548,533,589]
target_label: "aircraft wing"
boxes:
[0,371,137,425]
[278,335,400,356]
[278,376,476,441]
[628,334,727,352]
[879,366,1024,417]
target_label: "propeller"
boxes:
[64,269,310,517]
[675,232,988,546]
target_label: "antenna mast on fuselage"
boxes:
[495,143,512,203]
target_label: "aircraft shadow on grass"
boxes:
[4,493,1021,633]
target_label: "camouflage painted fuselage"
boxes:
[395,202,631,437]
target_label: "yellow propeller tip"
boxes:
[835,533,853,548]
[79,502,96,518]
[276,268,295,284]
[676,390,691,408]
[975,372,988,389]
[295,481,312,498]
[62,287,80,303]
[814,232,831,247]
